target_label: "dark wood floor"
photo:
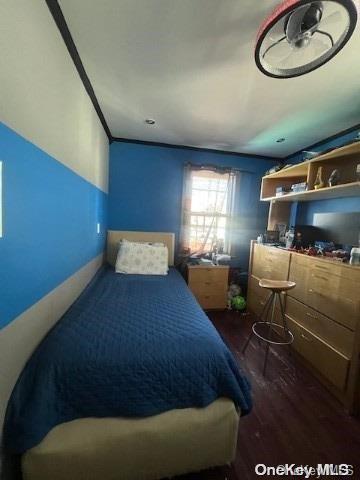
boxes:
[172,311,360,480]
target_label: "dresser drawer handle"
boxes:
[306,312,318,320]
[308,288,324,296]
[204,281,211,285]
[311,274,328,282]
[300,333,312,342]
[313,264,328,271]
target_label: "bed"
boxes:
[4,231,252,480]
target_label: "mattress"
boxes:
[4,266,251,454]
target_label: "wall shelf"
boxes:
[262,141,360,229]
[262,181,360,203]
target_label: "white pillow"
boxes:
[115,239,168,275]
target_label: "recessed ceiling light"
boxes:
[145,119,155,125]
[276,138,285,143]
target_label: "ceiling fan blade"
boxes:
[320,10,342,27]
[280,46,309,68]
[279,51,296,68]
[311,36,332,55]
[264,40,291,61]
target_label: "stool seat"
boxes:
[259,279,296,292]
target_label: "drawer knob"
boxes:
[308,288,324,297]
[300,333,312,342]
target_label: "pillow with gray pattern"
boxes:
[115,239,168,275]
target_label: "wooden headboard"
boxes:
[107,230,175,267]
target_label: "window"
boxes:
[180,166,237,254]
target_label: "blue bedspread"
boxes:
[4,266,251,454]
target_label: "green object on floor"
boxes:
[231,295,246,311]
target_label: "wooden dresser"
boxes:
[187,265,229,310]
[248,241,360,414]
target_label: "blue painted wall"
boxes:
[0,122,107,328]
[288,129,360,227]
[109,142,273,269]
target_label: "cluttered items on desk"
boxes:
[283,226,356,262]
[187,252,232,266]
[257,218,360,265]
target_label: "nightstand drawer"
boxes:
[188,267,229,285]
[190,281,227,297]
[187,265,229,310]
[194,292,227,310]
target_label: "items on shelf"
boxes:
[264,164,293,176]
[291,181,307,193]
[314,166,325,189]
[265,164,282,175]
[275,186,291,196]
[302,151,319,160]
[328,169,340,187]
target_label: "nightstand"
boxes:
[187,265,229,310]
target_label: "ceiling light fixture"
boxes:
[145,119,155,125]
[276,138,286,143]
[255,0,358,79]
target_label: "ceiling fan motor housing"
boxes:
[255,0,358,78]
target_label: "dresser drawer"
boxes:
[286,296,354,358]
[188,267,228,285]
[286,317,350,391]
[291,253,360,282]
[252,245,290,281]
[194,292,227,310]
[289,261,360,331]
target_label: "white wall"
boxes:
[0,0,109,193]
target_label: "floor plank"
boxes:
[171,311,360,479]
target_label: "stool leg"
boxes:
[262,292,277,376]
[242,292,272,354]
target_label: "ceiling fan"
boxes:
[255,0,358,78]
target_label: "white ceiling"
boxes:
[58,0,360,158]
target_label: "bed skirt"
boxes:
[22,398,239,480]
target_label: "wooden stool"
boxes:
[242,279,296,376]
